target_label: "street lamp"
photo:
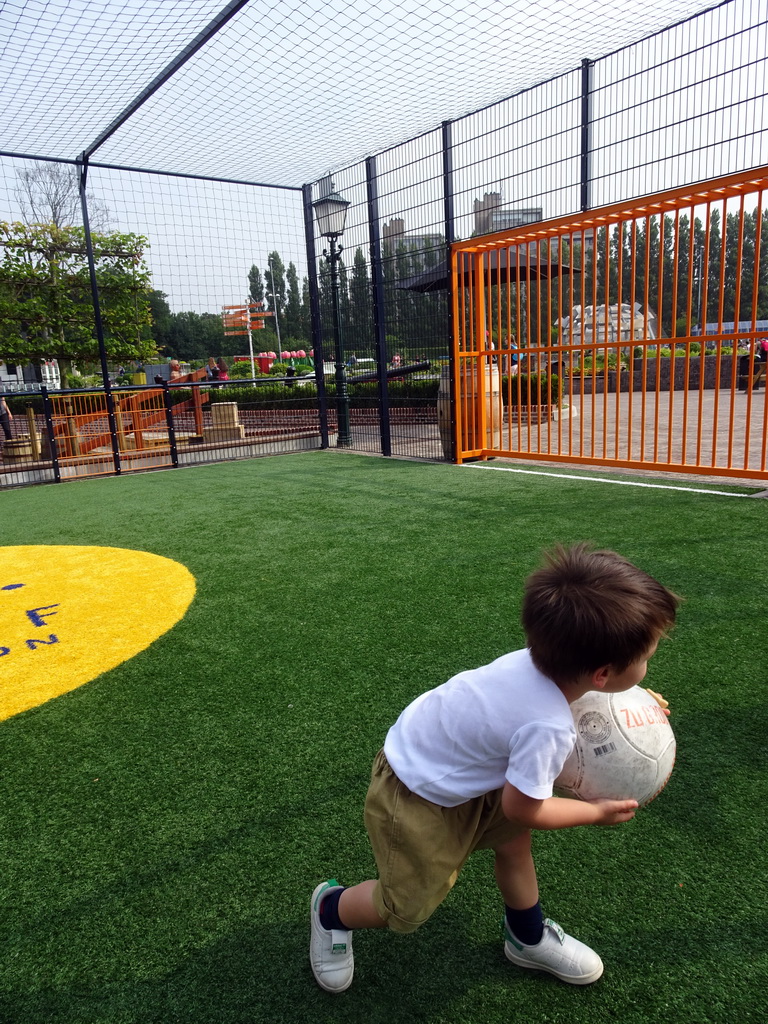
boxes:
[312,182,352,447]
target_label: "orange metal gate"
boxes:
[46,375,209,480]
[48,388,174,477]
[451,166,768,480]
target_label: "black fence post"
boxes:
[162,381,179,467]
[442,119,456,461]
[303,183,329,447]
[77,154,122,475]
[580,59,594,213]
[40,386,61,483]
[366,155,391,457]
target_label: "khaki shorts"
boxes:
[364,749,524,933]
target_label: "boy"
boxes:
[310,543,678,992]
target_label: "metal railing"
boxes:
[450,165,768,480]
[0,379,329,489]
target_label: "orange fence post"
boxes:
[114,399,128,451]
[192,385,204,436]
[65,401,81,457]
[26,406,40,460]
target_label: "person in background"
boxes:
[739,338,768,392]
[0,395,13,443]
[216,357,230,382]
[207,357,220,381]
[169,360,182,380]
[510,339,520,376]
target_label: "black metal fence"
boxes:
[0,379,328,489]
[1,0,767,485]
[0,364,451,488]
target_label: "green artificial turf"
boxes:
[1,451,766,1024]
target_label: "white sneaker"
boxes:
[310,880,354,993]
[504,918,604,985]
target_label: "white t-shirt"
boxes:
[383,648,576,807]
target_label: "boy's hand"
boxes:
[502,783,638,830]
[586,798,639,825]
[646,688,671,716]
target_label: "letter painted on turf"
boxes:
[25,634,59,650]
[0,646,9,656]
[26,604,60,627]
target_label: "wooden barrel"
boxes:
[437,364,502,460]
[2,434,40,462]
[437,366,453,459]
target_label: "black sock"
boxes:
[505,902,544,945]
[319,886,348,930]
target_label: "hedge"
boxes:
[501,372,560,405]
[2,372,559,416]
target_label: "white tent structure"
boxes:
[559,303,662,349]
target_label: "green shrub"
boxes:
[229,361,267,379]
[501,373,560,406]
[346,379,440,406]
[211,384,320,410]
[6,395,45,415]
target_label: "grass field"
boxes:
[1,451,767,1024]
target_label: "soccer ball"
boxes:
[554,685,676,807]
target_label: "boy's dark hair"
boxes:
[521,543,679,685]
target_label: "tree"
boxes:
[15,162,110,232]
[283,261,302,339]
[348,247,372,354]
[264,251,286,341]
[705,209,722,325]
[0,221,155,383]
[163,311,225,362]
[146,290,173,350]
[248,264,264,305]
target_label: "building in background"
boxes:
[473,193,542,235]
[0,359,60,391]
[381,218,443,253]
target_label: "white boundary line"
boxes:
[461,463,762,498]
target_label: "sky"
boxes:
[1,0,765,314]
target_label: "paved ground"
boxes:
[367,387,768,486]
[453,386,768,484]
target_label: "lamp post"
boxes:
[312,182,352,447]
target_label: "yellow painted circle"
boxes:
[1,546,196,721]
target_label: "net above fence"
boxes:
[1,0,729,186]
